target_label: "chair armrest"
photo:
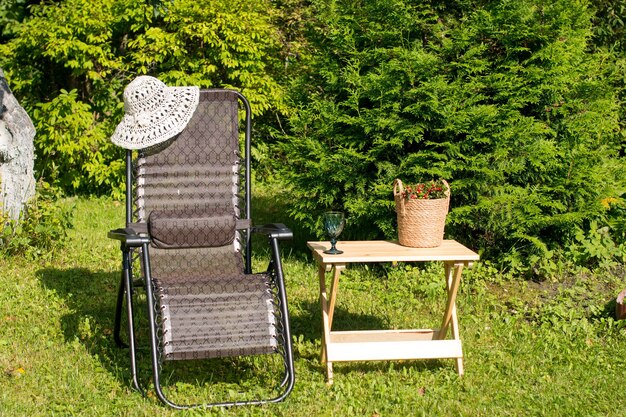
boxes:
[108,226,151,247]
[252,223,293,240]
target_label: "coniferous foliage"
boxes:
[280,0,625,272]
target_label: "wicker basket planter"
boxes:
[393,178,450,248]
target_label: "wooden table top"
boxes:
[307,240,480,264]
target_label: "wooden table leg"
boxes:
[317,263,332,383]
[318,262,345,385]
[439,262,465,376]
[328,264,344,327]
[451,306,464,376]
[449,264,465,375]
[439,263,463,338]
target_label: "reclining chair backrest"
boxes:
[134,90,276,361]
[135,90,249,284]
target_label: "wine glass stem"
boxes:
[330,237,337,251]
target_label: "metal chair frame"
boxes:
[108,90,295,409]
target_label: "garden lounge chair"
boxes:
[107,76,295,408]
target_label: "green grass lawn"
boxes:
[1,194,626,416]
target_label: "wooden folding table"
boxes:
[307,240,479,384]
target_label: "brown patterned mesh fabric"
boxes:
[135,90,277,360]
[148,209,236,249]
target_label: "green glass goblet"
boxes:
[323,211,345,255]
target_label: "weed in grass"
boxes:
[0,184,74,260]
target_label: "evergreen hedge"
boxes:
[280,0,626,274]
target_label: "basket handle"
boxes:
[393,178,404,196]
[393,179,406,216]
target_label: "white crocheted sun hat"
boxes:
[111,76,199,149]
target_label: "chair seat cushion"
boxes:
[156,274,278,360]
[148,209,236,249]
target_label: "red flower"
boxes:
[400,179,447,200]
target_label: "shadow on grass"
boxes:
[291,299,389,342]
[35,265,453,396]
[36,267,129,382]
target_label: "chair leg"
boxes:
[269,237,296,400]
[113,272,127,348]
[279,365,289,388]
[277,328,292,389]
[116,249,142,394]
[266,251,295,393]
[124,274,142,392]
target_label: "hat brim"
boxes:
[111,85,200,150]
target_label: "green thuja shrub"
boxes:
[280,0,625,273]
[590,0,626,172]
